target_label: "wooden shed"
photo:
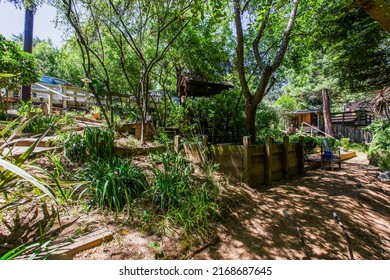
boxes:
[177,74,234,101]
[284,109,323,133]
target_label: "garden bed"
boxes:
[1,152,388,260]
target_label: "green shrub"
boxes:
[83,127,114,160]
[303,136,318,154]
[288,134,300,143]
[340,138,350,152]
[17,101,42,118]
[349,143,368,152]
[145,151,219,234]
[256,103,281,143]
[149,151,193,210]
[366,120,390,170]
[23,115,57,133]
[80,157,147,212]
[63,132,87,162]
[153,127,173,149]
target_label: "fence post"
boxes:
[174,135,181,153]
[201,135,209,162]
[48,91,53,115]
[243,136,251,186]
[283,136,290,179]
[85,90,90,110]
[298,136,305,175]
[72,89,76,106]
[62,86,67,110]
[265,136,273,185]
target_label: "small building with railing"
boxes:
[2,82,104,114]
[283,109,323,136]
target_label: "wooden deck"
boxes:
[5,83,105,114]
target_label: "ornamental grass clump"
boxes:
[147,151,220,234]
[80,156,147,212]
[83,127,114,160]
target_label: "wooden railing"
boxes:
[331,110,373,126]
[9,83,105,114]
[301,122,335,138]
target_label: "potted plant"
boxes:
[91,106,101,120]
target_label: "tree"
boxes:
[58,0,202,144]
[32,39,59,77]
[349,0,390,33]
[280,2,389,136]
[232,0,299,139]
[0,34,40,92]
[5,0,45,101]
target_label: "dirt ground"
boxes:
[1,152,389,260]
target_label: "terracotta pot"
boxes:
[4,96,19,103]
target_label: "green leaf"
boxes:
[0,158,57,204]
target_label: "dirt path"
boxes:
[1,152,388,260]
[193,152,389,260]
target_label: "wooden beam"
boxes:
[243,136,251,185]
[48,229,113,260]
[265,136,273,185]
[62,85,67,109]
[174,135,181,153]
[298,136,305,175]
[283,136,290,179]
[48,92,53,115]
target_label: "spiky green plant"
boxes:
[0,119,58,209]
[146,151,220,234]
[80,156,147,212]
[1,240,55,260]
[83,127,114,160]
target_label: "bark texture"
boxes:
[352,0,390,33]
[322,88,334,137]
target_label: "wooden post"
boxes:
[85,90,90,110]
[201,135,209,162]
[73,90,77,106]
[62,86,67,110]
[282,136,290,179]
[48,91,53,115]
[298,136,305,174]
[265,136,273,185]
[243,136,251,186]
[174,135,181,153]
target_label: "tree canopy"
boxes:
[2,0,388,140]
[0,34,40,91]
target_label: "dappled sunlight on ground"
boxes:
[1,152,388,260]
[194,152,389,260]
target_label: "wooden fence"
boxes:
[333,124,372,143]
[175,135,305,188]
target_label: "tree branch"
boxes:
[253,0,273,70]
[233,0,250,98]
[271,0,299,72]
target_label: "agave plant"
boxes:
[0,118,75,212]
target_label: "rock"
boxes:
[377,171,390,182]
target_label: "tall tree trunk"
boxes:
[352,0,390,33]
[22,7,34,102]
[140,71,149,145]
[245,101,257,140]
[322,88,334,137]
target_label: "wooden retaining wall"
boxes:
[176,135,304,188]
